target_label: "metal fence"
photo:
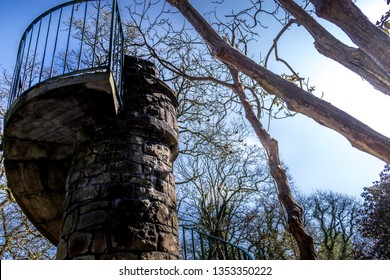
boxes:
[180,226,254,260]
[8,0,124,109]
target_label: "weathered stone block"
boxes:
[77,210,110,230]
[89,173,111,185]
[56,239,68,259]
[68,232,92,257]
[98,150,126,162]
[79,201,109,214]
[155,178,169,193]
[144,202,170,226]
[111,224,158,251]
[146,188,166,203]
[158,232,180,255]
[62,210,78,236]
[128,175,156,188]
[84,162,106,177]
[144,143,170,163]
[91,143,106,154]
[91,233,107,253]
[106,161,142,175]
[67,170,81,185]
[71,185,100,203]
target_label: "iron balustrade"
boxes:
[8,0,124,109]
[180,226,254,260]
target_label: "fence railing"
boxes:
[180,226,254,260]
[8,0,124,109]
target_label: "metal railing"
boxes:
[180,226,254,260]
[8,0,124,109]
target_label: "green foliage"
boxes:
[359,164,390,259]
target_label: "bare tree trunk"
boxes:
[278,0,390,95]
[309,0,390,74]
[227,66,316,259]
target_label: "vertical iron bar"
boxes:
[108,0,117,71]
[10,35,27,107]
[112,12,117,76]
[182,227,187,260]
[216,240,221,259]
[18,37,28,89]
[119,31,125,103]
[114,16,119,78]
[63,3,75,74]
[23,27,34,90]
[231,244,236,260]
[207,237,212,259]
[113,1,119,72]
[223,241,228,259]
[77,1,88,70]
[50,7,63,78]
[29,19,42,88]
[39,12,52,82]
[116,19,120,83]
[191,228,196,260]
[22,28,35,90]
[200,232,205,260]
[92,0,101,68]
[116,2,124,103]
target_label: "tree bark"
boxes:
[309,0,390,74]
[227,66,316,259]
[279,0,390,95]
[166,0,390,164]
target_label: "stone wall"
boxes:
[56,56,179,260]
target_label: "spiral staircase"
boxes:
[2,0,254,260]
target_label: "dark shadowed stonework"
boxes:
[56,57,180,260]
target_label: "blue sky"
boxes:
[263,1,390,196]
[1,0,389,197]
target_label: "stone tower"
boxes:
[55,56,180,259]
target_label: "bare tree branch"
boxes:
[309,0,390,74]
[278,0,390,95]
[165,0,390,164]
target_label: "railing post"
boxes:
[39,12,52,82]
[92,0,101,68]
[108,0,117,72]
[182,227,187,260]
[179,226,255,260]
[77,2,89,70]
[49,7,63,78]
[63,3,75,74]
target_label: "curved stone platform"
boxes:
[3,72,118,244]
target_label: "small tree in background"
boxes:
[359,164,390,259]
[300,191,363,260]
